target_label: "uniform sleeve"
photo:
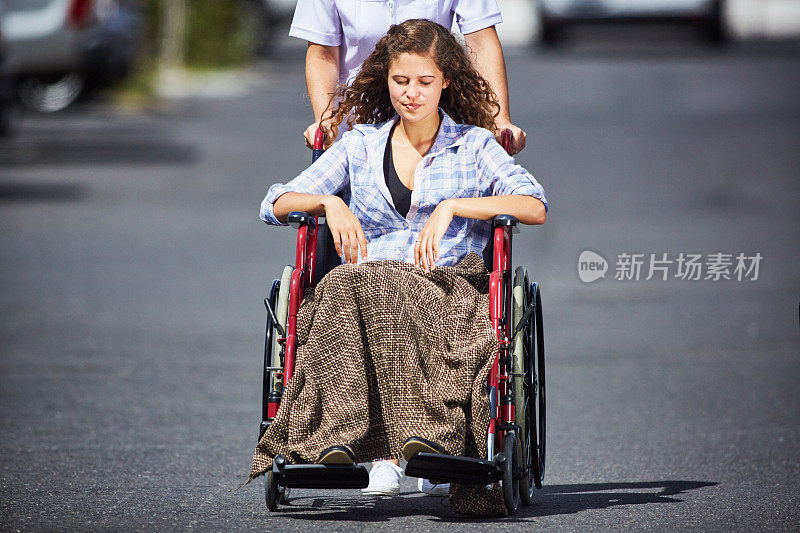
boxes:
[288,0,342,46]
[475,130,548,212]
[260,136,351,225]
[452,0,503,35]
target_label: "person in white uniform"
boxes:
[290,0,527,155]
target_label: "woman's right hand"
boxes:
[322,196,369,264]
[303,123,319,149]
[304,121,334,149]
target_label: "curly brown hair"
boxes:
[325,19,500,140]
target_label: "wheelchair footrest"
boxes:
[405,452,505,485]
[272,455,369,489]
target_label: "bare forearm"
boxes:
[273,192,334,222]
[464,27,511,123]
[305,43,340,122]
[443,195,546,225]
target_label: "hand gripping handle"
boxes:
[501,128,513,155]
[312,128,325,162]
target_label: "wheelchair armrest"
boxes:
[493,215,520,234]
[483,215,519,270]
[287,211,316,229]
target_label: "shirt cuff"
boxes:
[502,184,548,212]
[458,12,503,35]
[260,184,293,226]
[288,25,342,46]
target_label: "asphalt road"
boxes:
[1,38,799,531]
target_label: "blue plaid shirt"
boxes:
[260,111,548,267]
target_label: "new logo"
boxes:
[578,250,608,283]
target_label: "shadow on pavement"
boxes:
[0,138,198,167]
[524,480,719,515]
[268,492,452,522]
[432,480,718,523]
[0,181,88,203]
[264,480,717,522]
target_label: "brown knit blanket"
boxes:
[250,252,507,516]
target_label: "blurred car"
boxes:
[2,0,140,112]
[537,0,726,45]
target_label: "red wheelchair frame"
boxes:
[259,130,545,514]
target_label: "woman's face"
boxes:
[387,52,449,126]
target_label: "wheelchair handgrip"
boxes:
[501,128,513,155]
[312,128,325,162]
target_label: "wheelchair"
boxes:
[257,130,546,515]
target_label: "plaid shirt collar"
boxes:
[355,108,467,160]
[353,109,467,208]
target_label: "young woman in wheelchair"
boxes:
[253,19,547,510]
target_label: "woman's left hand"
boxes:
[495,122,526,155]
[415,200,455,272]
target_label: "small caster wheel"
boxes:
[265,471,279,511]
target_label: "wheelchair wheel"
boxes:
[511,269,546,504]
[528,282,546,490]
[265,471,279,511]
[260,266,293,441]
[501,432,521,515]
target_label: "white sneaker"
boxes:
[361,461,403,496]
[418,477,450,496]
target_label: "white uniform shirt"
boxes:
[289,0,503,84]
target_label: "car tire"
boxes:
[18,73,84,113]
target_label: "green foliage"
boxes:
[185,0,255,68]
[141,0,163,60]
[109,1,257,106]
[142,0,256,68]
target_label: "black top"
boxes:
[383,121,412,218]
